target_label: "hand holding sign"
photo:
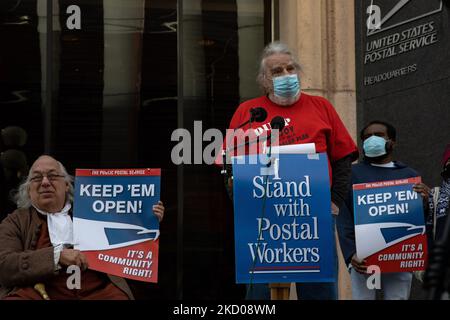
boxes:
[59,248,89,271]
[412,182,431,201]
[152,201,165,222]
[351,253,368,274]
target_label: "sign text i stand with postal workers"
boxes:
[73,168,161,283]
[232,153,336,284]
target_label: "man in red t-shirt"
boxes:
[222,41,358,300]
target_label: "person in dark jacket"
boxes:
[336,120,428,300]
[426,144,450,241]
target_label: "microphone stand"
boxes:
[246,130,274,300]
[221,117,256,200]
[221,118,256,175]
[246,127,283,299]
[221,107,268,175]
[223,118,284,172]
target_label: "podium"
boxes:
[232,152,335,288]
[269,283,291,300]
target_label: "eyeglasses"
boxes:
[30,173,65,183]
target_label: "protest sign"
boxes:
[232,153,335,284]
[354,177,427,272]
[73,168,161,282]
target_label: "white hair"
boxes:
[14,157,74,209]
[257,41,302,94]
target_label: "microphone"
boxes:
[236,107,267,129]
[250,107,267,123]
[270,116,285,131]
[226,116,286,155]
[221,112,279,175]
[223,108,266,173]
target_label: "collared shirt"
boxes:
[33,202,73,269]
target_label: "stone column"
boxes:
[279,0,356,300]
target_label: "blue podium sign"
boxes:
[232,153,335,284]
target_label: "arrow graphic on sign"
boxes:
[355,222,426,259]
[73,217,159,251]
[104,227,159,245]
[380,224,425,244]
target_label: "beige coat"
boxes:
[0,208,134,299]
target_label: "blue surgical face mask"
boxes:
[273,74,300,98]
[363,135,388,158]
